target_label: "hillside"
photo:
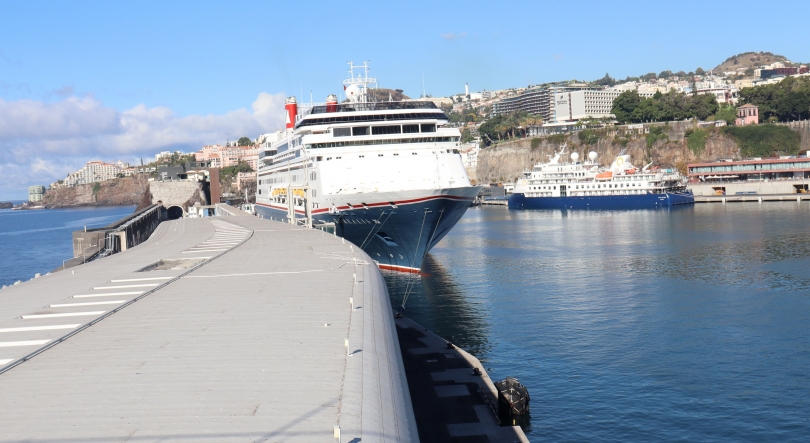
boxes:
[367,88,410,102]
[476,121,810,184]
[712,51,792,73]
[42,175,149,209]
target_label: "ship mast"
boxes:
[343,61,377,106]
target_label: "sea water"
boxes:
[0,205,136,287]
[386,203,810,442]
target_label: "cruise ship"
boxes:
[508,145,694,210]
[254,63,480,273]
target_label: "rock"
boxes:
[42,175,150,208]
[0,201,12,209]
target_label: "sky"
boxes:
[1,0,809,199]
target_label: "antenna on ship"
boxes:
[344,61,377,107]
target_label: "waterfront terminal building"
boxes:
[687,156,810,195]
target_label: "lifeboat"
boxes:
[626,168,636,175]
[595,171,613,180]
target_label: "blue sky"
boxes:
[1,0,809,199]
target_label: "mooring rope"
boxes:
[400,207,444,310]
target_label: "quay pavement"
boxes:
[0,210,416,442]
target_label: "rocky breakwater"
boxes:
[477,121,744,184]
[42,175,151,209]
[0,202,13,209]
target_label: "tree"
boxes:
[611,90,642,123]
[611,89,718,123]
[658,70,673,79]
[461,128,474,143]
[690,94,719,120]
[594,73,616,87]
[237,136,252,146]
[695,67,705,76]
[739,76,810,122]
[715,104,737,125]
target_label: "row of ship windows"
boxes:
[259,173,311,185]
[690,162,810,173]
[310,136,459,149]
[297,112,447,128]
[530,182,645,190]
[527,190,648,197]
[334,123,436,137]
[267,148,457,167]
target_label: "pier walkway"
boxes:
[695,193,810,203]
[0,214,416,442]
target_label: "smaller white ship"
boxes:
[509,145,694,210]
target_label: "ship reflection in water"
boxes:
[384,254,491,360]
[385,203,810,442]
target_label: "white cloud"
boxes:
[441,32,467,41]
[0,92,286,199]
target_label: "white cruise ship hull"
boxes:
[255,186,479,272]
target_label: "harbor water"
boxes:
[0,205,136,287]
[386,203,810,442]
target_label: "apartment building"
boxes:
[28,185,45,203]
[492,85,597,122]
[195,145,259,170]
[63,161,134,187]
[551,89,623,122]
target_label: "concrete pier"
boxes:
[396,318,529,443]
[695,193,810,203]
[0,211,416,442]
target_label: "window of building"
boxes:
[372,125,402,135]
[352,127,369,136]
[420,123,436,133]
[403,124,419,133]
[334,127,351,137]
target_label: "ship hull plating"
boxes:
[255,188,478,272]
[508,191,694,210]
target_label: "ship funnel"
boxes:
[285,96,298,129]
[326,94,338,113]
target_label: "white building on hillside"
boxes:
[63,161,133,187]
[551,89,623,123]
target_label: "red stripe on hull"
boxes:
[376,263,422,274]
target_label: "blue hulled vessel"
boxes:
[508,146,694,210]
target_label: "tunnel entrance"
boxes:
[166,205,184,220]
